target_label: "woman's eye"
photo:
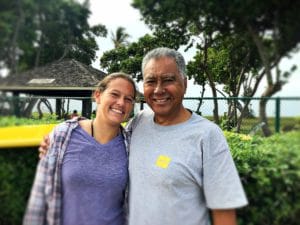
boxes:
[110,92,119,98]
[125,97,134,104]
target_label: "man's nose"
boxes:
[154,82,164,94]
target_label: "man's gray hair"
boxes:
[142,47,186,77]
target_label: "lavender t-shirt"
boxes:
[61,126,128,225]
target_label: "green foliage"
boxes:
[0,115,60,127]
[0,0,107,74]
[0,148,38,225]
[133,0,300,135]
[100,32,187,82]
[226,131,300,225]
[133,0,300,59]
[111,26,131,48]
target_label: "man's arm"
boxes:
[211,209,237,225]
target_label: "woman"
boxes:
[23,72,137,225]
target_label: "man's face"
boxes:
[143,56,187,120]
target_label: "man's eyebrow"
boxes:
[144,75,156,79]
[162,73,176,77]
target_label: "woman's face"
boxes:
[95,78,135,125]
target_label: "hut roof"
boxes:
[0,59,107,97]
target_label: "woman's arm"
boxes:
[23,157,49,225]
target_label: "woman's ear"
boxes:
[94,90,101,104]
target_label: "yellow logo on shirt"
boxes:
[156,155,171,169]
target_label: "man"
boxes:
[126,47,247,225]
[39,47,248,225]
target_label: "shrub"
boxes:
[0,148,38,225]
[226,131,300,225]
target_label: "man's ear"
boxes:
[184,77,187,93]
[94,90,101,104]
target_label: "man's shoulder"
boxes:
[136,109,153,117]
[190,113,223,133]
[190,112,212,125]
[132,109,153,123]
[125,109,153,131]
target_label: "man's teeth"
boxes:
[155,99,167,103]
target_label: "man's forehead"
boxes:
[146,56,176,65]
[144,73,177,79]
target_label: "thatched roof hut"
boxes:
[0,59,107,118]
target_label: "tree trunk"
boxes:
[37,98,53,118]
[247,24,275,136]
[207,72,219,124]
[196,83,205,115]
[202,36,219,124]
[236,70,265,133]
[259,82,282,136]
[23,99,38,117]
[9,0,24,74]
[259,97,272,137]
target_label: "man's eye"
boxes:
[163,77,175,82]
[145,80,155,84]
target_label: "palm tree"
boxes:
[110,27,131,48]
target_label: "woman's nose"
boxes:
[116,97,126,105]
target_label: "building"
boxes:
[0,59,106,118]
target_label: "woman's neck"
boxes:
[92,117,120,144]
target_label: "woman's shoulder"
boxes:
[53,117,87,132]
[78,119,92,135]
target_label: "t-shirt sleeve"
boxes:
[202,125,248,209]
[125,111,144,133]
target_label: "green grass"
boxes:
[0,114,62,127]
[1,115,300,135]
[205,116,300,135]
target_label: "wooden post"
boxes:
[56,98,62,119]
[82,98,92,118]
[13,92,20,117]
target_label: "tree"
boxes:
[186,33,262,125]
[0,0,107,117]
[132,0,300,136]
[110,27,131,48]
[101,32,187,82]
[0,0,107,75]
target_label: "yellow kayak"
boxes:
[0,124,56,148]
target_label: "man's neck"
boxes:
[154,108,192,126]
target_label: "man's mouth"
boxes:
[153,97,169,104]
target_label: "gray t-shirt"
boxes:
[127,109,248,225]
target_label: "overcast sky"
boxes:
[86,0,299,116]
